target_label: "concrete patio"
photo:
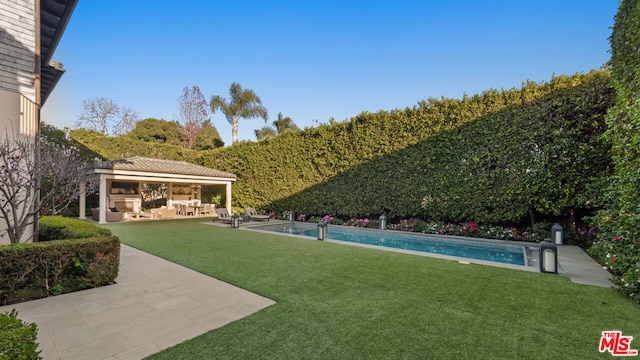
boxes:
[0,245,275,360]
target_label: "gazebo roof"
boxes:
[94,157,236,180]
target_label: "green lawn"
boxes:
[103,218,640,359]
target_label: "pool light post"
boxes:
[539,239,558,274]
[317,221,327,240]
[231,214,240,228]
[551,223,563,245]
[379,214,387,230]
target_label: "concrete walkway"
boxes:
[558,245,613,287]
[0,245,276,360]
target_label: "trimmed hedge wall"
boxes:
[70,71,612,228]
[589,0,640,302]
[194,71,612,225]
[0,218,120,305]
[69,128,199,162]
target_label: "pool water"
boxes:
[247,222,533,266]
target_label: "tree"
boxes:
[195,120,225,150]
[254,113,298,141]
[127,118,184,146]
[273,112,299,134]
[254,126,276,141]
[74,97,139,136]
[176,86,209,149]
[210,82,268,144]
[0,132,97,243]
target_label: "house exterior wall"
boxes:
[0,0,38,244]
[0,0,36,103]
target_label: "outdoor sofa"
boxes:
[150,206,177,219]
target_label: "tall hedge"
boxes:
[69,71,613,227]
[195,71,612,225]
[589,0,640,302]
[70,128,199,162]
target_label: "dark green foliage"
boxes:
[195,71,612,226]
[127,118,185,146]
[0,310,41,360]
[40,122,101,162]
[589,0,640,302]
[0,220,120,305]
[70,128,199,162]
[38,216,111,242]
[39,124,104,217]
[69,72,612,228]
[194,120,225,150]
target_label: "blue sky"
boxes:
[42,0,618,146]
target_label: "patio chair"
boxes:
[185,205,195,216]
[201,203,213,216]
[216,208,232,223]
[245,207,270,221]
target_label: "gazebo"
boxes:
[83,157,237,223]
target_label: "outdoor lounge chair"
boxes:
[216,208,232,223]
[91,208,125,222]
[245,208,270,221]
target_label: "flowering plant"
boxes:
[323,214,334,224]
[347,218,370,227]
[391,219,415,232]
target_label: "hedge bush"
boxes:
[69,128,199,162]
[70,71,613,229]
[0,310,40,360]
[38,216,111,241]
[0,219,120,305]
[194,71,612,227]
[589,0,640,302]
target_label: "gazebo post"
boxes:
[226,182,232,213]
[99,175,107,224]
[78,182,86,219]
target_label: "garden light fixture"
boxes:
[551,223,563,245]
[379,215,387,230]
[231,214,240,228]
[288,210,295,222]
[539,239,558,274]
[317,221,327,240]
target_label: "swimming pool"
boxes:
[245,222,538,267]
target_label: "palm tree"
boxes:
[273,112,299,134]
[210,82,268,144]
[254,126,276,141]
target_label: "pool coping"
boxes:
[238,221,613,287]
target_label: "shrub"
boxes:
[38,216,111,241]
[0,310,41,360]
[0,220,120,305]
